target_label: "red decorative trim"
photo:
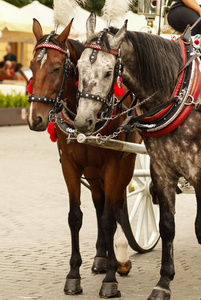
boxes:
[61,110,74,127]
[27,78,33,94]
[141,58,201,137]
[36,43,67,55]
[47,121,57,142]
[85,43,118,56]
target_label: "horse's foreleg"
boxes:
[64,198,83,295]
[89,177,108,274]
[99,203,121,298]
[148,173,176,300]
[60,158,83,295]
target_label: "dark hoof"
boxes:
[148,287,171,300]
[117,260,132,276]
[99,282,121,298]
[64,278,83,295]
[92,257,107,274]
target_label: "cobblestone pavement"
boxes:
[0,125,201,300]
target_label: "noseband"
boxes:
[27,31,76,113]
[77,29,123,109]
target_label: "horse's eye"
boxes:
[54,67,61,72]
[105,71,112,78]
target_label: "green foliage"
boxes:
[4,0,53,9]
[0,93,29,108]
[4,0,30,8]
[81,0,137,15]
[4,0,137,14]
[83,0,104,16]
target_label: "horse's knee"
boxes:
[68,207,83,231]
[102,211,116,235]
[160,212,175,241]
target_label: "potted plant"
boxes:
[0,92,29,126]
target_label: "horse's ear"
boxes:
[57,18,74,46]
[110,20,128,49]
[33,18,43,42]
[86,11,96,42]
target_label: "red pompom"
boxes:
[27,78,33,94]
[75,80,79,86]
[47,121,57,142]
[113,78,123,97]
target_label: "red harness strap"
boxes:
[139,39,201,137]
[139,39,186,124]
[142,58,201,137]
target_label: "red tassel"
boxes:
[75,80,79,86]
[27,78,33,94]
[47,121,57,142]
[113,78,123,97]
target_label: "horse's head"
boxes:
[75,12,127,135]
[27,18,74,131]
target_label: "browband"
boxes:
[36,43,67,55]
[85,43,118,56]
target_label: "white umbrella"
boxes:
[20,0,54,34]
[0,0,32,32]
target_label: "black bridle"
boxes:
[76,29,124,110]
[27,31,76,114]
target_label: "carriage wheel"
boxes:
[120,153,160,253]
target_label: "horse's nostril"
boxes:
[88,119,93,127]
[37,116,43,124]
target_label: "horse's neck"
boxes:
[121,34,183,111]
[63,77,77,114]
[62,41,81,114]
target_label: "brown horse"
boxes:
[27,19,141,298]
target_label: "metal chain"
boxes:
[95,127,125,144]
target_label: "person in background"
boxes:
[168,0,201,35]
[13,63,26,81]
[0,60,13,77]
[4,45,17,62]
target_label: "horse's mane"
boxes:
[90,28,183,93]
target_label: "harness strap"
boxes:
[129,96,178,126]
[28,94,56,104]
[115,90,132,108]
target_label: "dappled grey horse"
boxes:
[75,11,201,300]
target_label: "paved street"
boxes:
[0,125,201,300]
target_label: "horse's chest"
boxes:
[67,143,111,169]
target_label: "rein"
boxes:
[27,32,76,114]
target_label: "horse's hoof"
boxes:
[99,282,121,298]
[64,278,83,295]
[92,257,107,274]
[147,287,171,300]
[117,260,132,276]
